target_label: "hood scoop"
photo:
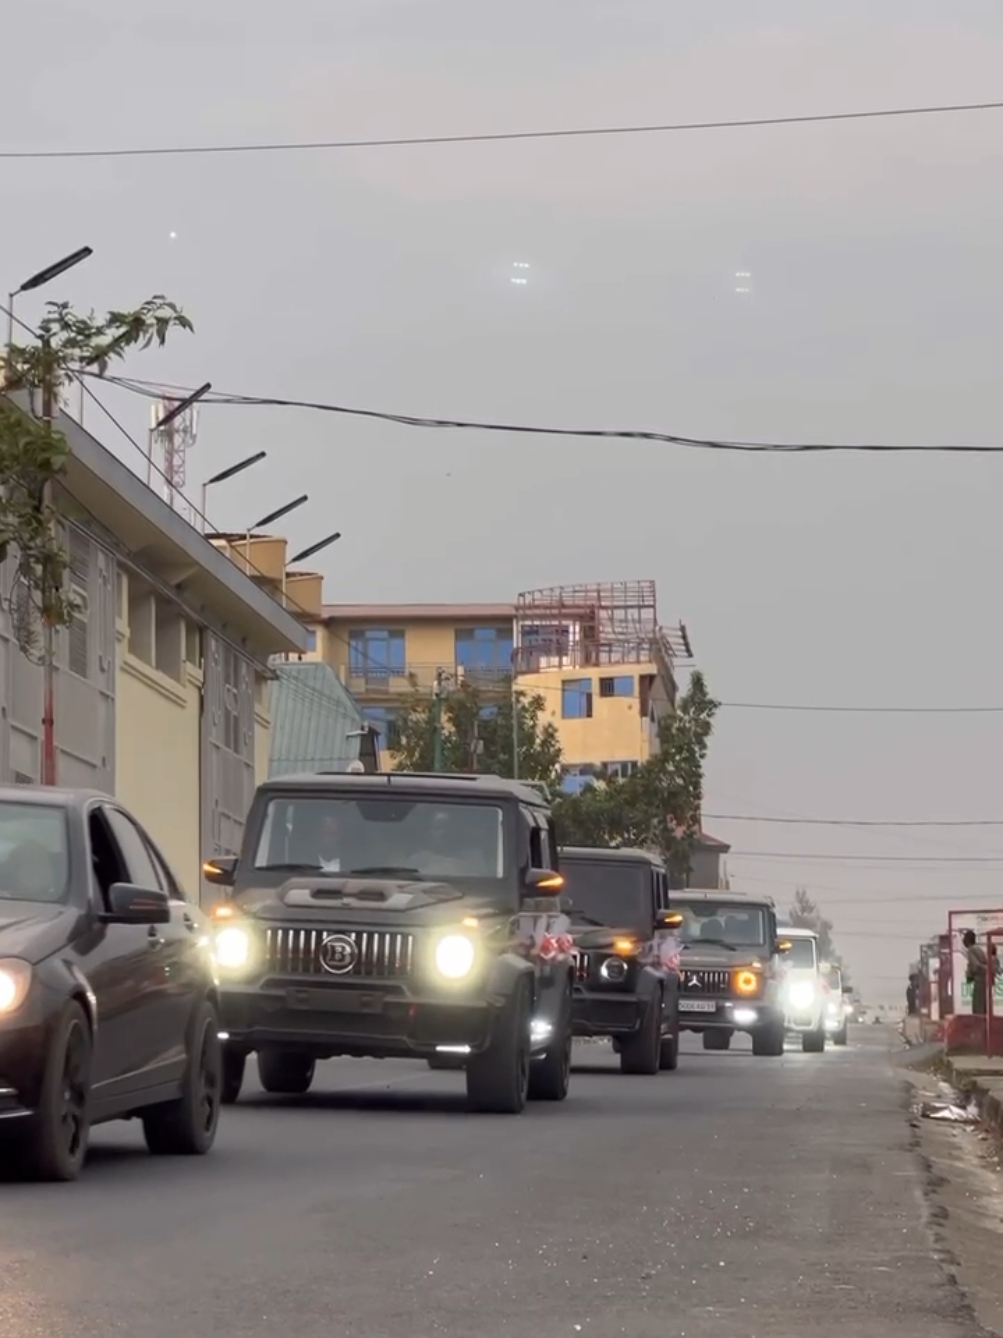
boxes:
[279,876,454,912]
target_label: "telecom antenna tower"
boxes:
[149,397,199,521]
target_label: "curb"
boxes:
[945,1056,1003,1135]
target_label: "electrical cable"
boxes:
[704,814,1003,828]
[99,373,1003,454]
[2,98,1002,161]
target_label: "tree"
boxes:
[551,670,719,877]
[788,888,849,980]
[390,678,563,787]
[1,297,193,656]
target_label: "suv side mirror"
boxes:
[524,868,564,896]
[775,939,792,954]
[656,909,684,930]
[842,986,853,997]
[102,883,171,926]
[203,855,237,887]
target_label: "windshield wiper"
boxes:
[570,912,610,928]
[257,862,326,873]
[686,937,739,952]
[345,866,424,879]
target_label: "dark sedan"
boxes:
[0,787,222,1180]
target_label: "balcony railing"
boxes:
[340,662,513,697]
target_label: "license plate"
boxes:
[679,999,717,1013]
[286,988,383,1013]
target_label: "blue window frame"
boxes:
[560,769,595,795]
[349,629,406,679]
[455,626,513,674]
[599,674,634,699]
[478,704,499,721]
[561,678,593,719]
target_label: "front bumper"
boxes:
[572,990,644,1038]
[219,979,510,1060]
[0,993,53,1123]
[678,998,781,1033]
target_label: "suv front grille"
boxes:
[680,968,731,995]
[572,950,591,982]
[264,927,415,980]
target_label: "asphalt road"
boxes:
[0,1028,983,1338]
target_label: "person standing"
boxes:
[963,930,989,1016]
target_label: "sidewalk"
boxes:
[944,1053,1003,1134]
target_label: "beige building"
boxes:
[303,581,689,785]
[0,404,308,900]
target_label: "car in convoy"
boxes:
[671,890,790,1055]
[822,962,850,1046]
[777,925,827,1052]
[0,786,222,1181]
[204,772,576,1115]
[559,846,683,1074]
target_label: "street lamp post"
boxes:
[6,246,94,354]
[200,450,267,534]
[243,494,308,580]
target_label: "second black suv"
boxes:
[560,846,682,1075]
[205,772,576,1115]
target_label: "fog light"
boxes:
[531,1018,553,1044]
[733,1007,757,1026]
[435,1044,471,1054]
[600,957,628,983]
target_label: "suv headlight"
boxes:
[0,959,32,1014]
[434,934,477,980]
[788,980,816,1010]
[214,926,252,971]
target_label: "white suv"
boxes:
[778,926,827,1053]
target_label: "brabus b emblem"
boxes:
[320,934,358,975]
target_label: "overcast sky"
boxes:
[4,0,1003,999]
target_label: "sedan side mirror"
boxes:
[102,883,171,926]
[203,855,238,887]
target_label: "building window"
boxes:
[362,706,402,750]
[349,629,406,680]
[602,760,639,780]
[599,674,634,699]
[519,623,570,671]
[561,678,593,719]
[478,704,499,721]
[455,626,513,675]
[305,628,318,652]
[560,768,595,795]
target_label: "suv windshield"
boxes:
[252,795,507,888]
[561,857,653,932]
[676,899,768,947]
[785,937,818,970]
[0,802,70,904]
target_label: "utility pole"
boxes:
[40,334,57,787]
[431,668,447,772]
[511,681,520,781]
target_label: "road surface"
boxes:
[0,1028,983,1338]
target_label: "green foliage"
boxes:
[789,887,849,981]
[1,297,192,656]
[390,678,563,787]
[551,670,719,877]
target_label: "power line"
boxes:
[3,99,1002,162]
[719,700,1003,714]
[99,374,1003,454]
[731,850,1003,863]
[705,813,1003,828]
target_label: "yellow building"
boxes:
[0,406,308,902]
[305,582,689,785]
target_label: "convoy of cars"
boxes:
[0,771,853,1181]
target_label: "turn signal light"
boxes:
[612,936,640,956]
[734,969,761,995]
[211,902,238,921]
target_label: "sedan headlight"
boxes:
[434,934,477,980]
[214,926,252,971]
[0,959,32,1015]
[788,980,816,1010]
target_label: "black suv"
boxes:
[0,787,222,1181]
[560,847,682,1074]
[205,772,576,1115]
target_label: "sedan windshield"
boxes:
[676,900,768,947]
[561,857,653,932]
[253,795,506,888]
[0,802,70,904]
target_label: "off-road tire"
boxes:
[659,1020,680,1071]
[258,1049,316,1095]
[752,1023,785,1056]
[833,1024,848,1048]
[703,1029,731,1052]
[620,996,661,1075]
[466,981,531,1114]
[221,1047,246,1104]
[528,986,573,1101]
[802,1026,826,1054]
